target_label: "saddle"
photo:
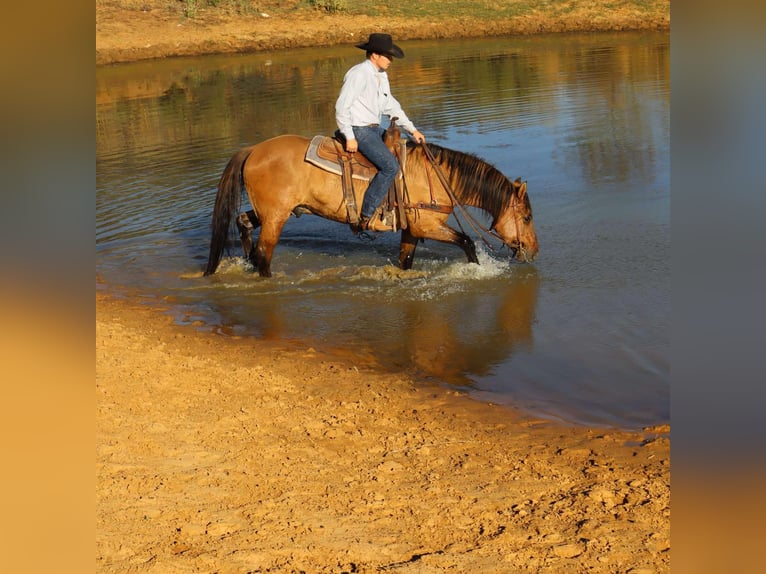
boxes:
[304,133,388,182]
[304,123,408,230]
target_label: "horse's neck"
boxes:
[412,146,508,215]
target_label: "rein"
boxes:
[419,143,521,255]
[510,199,529,262]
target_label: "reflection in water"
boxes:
[194,258,538,388]
[97,33,669,193]
[400,268,540,384]
[561,41,670,188]
[96,32,669,429]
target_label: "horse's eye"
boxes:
[523,215,532,224]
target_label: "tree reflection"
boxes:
[97,32,669,194]
[559,40,670,189]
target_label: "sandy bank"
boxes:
[96,3,669,65]
[96,292,669,572]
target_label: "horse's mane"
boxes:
[407,141,520,218]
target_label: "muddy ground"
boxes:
[96,293,670,572]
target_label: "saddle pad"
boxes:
[305,136,372,181]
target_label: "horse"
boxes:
[204,134,538,277]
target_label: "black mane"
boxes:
[407,141,516,219]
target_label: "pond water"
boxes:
[96,31,669,430]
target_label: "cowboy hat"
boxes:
[355,33,404,58]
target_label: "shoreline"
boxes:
[96,291,670,571]
[96,6,670,66]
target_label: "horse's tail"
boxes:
[203,148,252,276]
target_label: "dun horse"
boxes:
[204,133,538,277]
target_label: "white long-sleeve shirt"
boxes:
[335,59,417,141]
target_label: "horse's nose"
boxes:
[524,241,539,261]
[516,241,538,262]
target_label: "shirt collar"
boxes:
[365,59,385,74]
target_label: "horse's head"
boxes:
[492,178,539,262]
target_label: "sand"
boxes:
[96,293,669,572]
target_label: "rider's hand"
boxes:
[346,138,358,153]
[412,130,426,144]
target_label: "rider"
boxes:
[335,33,426,232]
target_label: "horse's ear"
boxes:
[517,181,527,200]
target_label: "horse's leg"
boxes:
[418,218,479,264]
[236,210,260,266]
[460,232,479,264]
[398,228,419,270]
[253,218,288,278]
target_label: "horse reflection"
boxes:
[398,269,540,384]
[203,266,540,387]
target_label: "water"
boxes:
[96,31,669,430]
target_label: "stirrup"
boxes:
[350,215,370,235]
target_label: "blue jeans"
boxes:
[353,125,400,219]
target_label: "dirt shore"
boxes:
[95,1,669,66]
[96,293,669,572]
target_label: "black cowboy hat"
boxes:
[355,33,404,59]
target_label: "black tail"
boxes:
[203,148,253,276]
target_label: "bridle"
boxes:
[420,143,530,261]
[483,196,531,263]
